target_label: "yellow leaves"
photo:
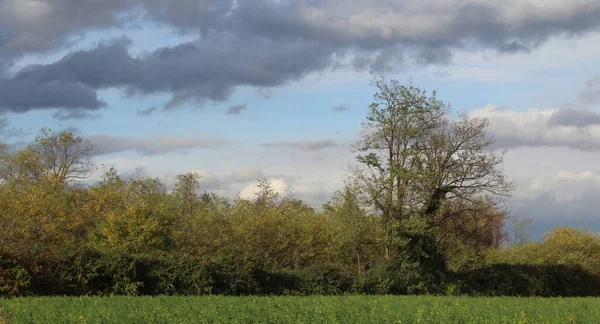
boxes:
[487,226,600,274]
[0,182,85,258]
[224,199,331,269]
[541,227,600,273]
[103,212,119,245]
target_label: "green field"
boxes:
[1,296,599,323]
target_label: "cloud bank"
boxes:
[469,105,600,151]
[2,0,600,113]
[88,134,236,156]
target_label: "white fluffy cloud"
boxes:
[236,176,333,205]
[157,167,266,193]
[521,170,600,203]
[239,178,289,200]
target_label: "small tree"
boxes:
[0,128,95,187]
[173,172,202,218]
[511,216,533,246]
[436,196,508,270]
[324,184,383,276]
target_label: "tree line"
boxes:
[0,76,599,297]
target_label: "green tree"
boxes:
[351,76,448,259]
[324,184,383,276]
[173,172,202,218]
[352,75,513,271]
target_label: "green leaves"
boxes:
[356,153,382,169]
[351,75,514,284]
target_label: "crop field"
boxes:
[1,295,599,324]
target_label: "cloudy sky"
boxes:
[2,0,600,239]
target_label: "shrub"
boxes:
[293,263,354,295]
[69,250,142,296]
[486,227,600,274]
[358,259,445,295]
[135,254,213,295]
[207,251,298,295]
[456,264,600,297]
[0,257,30,297]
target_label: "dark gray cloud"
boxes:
[158,1,600,51]
[140,0,600,67]
[128,35,335,108]
[498,41,531,54]
[88,134,236,156]
[2,0,600,112]
[547,108,600,127]
[3,1,600,60]
[141,0,233,33]
[226,104,247,115]
[0,0,136,56]
[261,140,339,151]
[332,104,350,112]
[0,77,104,113]
[0,38,134,113]
[15,38,140,88]
[0,36,334,112]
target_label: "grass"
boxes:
[1,295,598,323]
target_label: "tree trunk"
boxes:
[356,250,363,276]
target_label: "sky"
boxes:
[2,0,600,240]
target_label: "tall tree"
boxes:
[351,75,447,258]
[352,75,513,265]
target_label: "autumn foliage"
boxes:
[1,79,599,297]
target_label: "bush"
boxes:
[486,227,600,274]
[293,263,354,295]
[456,263,600,297]
[358,257,446,295]
[206,251,298,295]
[0,256,31,297]
[80,250,143,296]
[135,254,213,295]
